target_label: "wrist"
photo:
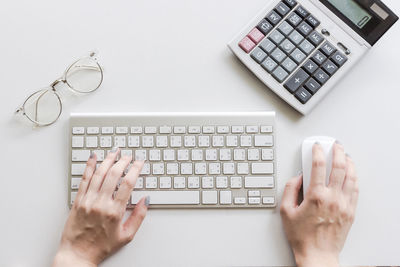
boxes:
[294,250,339,267]
[53,248,97,267]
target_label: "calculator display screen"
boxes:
[327,0,372,28]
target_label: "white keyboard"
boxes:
[69,112,276,208]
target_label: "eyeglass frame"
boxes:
[15,51,104,127]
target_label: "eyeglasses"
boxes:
[15,51,104,126]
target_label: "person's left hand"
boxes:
[53,148,149,267]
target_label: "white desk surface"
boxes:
[1,0,399,266]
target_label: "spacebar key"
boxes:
[131,191,200,205]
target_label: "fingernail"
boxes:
[314,141,320,145]
[346,153,351,158]
[297,170,303,176]
[145,196,150,207]
[111,146,118,153]
[335,140,342,145]
[89,151,95,158]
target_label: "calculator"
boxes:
[228,0,398,114]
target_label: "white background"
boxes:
[0,0,399,266]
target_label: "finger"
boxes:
[87,147,119,194]
[328,142,347,189]
[309,143,327,188]
[75,152,97,204]
[280,175,302,211]
[122,196,149,242]
[115,160,144,205]
[100,155,132,197]
[343,156,359,212]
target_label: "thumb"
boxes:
[122,196,149,242]
[280,175,302,212]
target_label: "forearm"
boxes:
[52,250,97,267]
[294,252,339,267]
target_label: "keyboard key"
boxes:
[188,126,201,134]
[320,41,337,57]
[220,191,232,204]
[246,125,258,133]
[231,126,244,133]
[284,68,309,93]
[87,127,99,134]
[188,176,200,188]
[262,148,274,160]
[308,31,324,46]
[271,47,286,63]
[71,163,86,175]
[72,136,84,148]
[173,126,185,134]
[239,36,256,53]
[217,126,229,133]
[160,176,172,189]
[216,176,228,188]
[263,197,275,204]
[299,39,315,55]
[92,150,104,161]
[248,190,261,197]
[304,78,321,94]
[130,126,143,134]
[322,59,339,75]
[72,150,91,161]
[283,0,297,8]
[231,177,243,188]
[313,68,330,85]
[259,39,276,54]
[290,48,306,64]
[248,149,260,160]
[71,178,81,189]
[331,51,348,67]
[269,30,285,45]
[245,176,274,188]
[237,162,249,174]
[255,135,273,146]
[275,2,290,17]
[250,47,268,63]
[116,127,128,134]
[159,126,172,134]
[249,197,261,204]
[306,15,320,28]
[280,39,296,54]
[312,50,327,65]
[86,136,98,148]
[234,197,246,204]
[226,136,238,147]
[145,126,157,134]
[295,6,309,18]
[202,126,215,133]
[297,21,313,36]
[174,176,186,189]
[295,87,312,104]
[288,30,304,45]
[72,127,84,134]
[261,57,278,73]
[248,28,265,44]
[278,21,294,36]
[257,19,273,35]
[101,127,113,134]
[131,191,200,205]
[272,66,289,83]
[281,57,297,73]
[287,12,302,27]
[260,126,273,133]
[266,10,282,25]
[202,191,218,204]
[303,59,318,74]
[195,163,207,175]
[223,162,235,174]
[114,136,126,147]
[251,162,274,174]
[234,149,246,161]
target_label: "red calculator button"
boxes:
[239,36,256,53]
[248,28,265,44]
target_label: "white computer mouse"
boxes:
[302,136,336,195]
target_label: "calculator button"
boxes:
[272,66,289,83]
[271,48,287,63]
[239,36,256,53]
[259,39,276,54]
[322,60,338,75]
[297,21,313,36]
[278,21,294,36]
[320,41,337,57]
[248,28,265,44]
[284,68,309,93]
[280,39,296,54]
[299,39,315,55]
[295,87,312,104]
[295,6,309,18]
[304,78,321,94]
[269,30,285,45]
[281,57,298,73]
[288,30,304,45]
[261,57,278,73]
[306,15,320,28]
[251,47,268,64]
[302,59,318,74]
[275,2,291,17]
[290,48,306,64]
[331,51,348,67]
[313,68,330,85]
[307,31,324,46]
[312,50,327,65]
[287,12,302,27]
[266,10,282,26]
[257,19,273,35]
[283,0,297,8]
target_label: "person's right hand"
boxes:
[280,142,359,267]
